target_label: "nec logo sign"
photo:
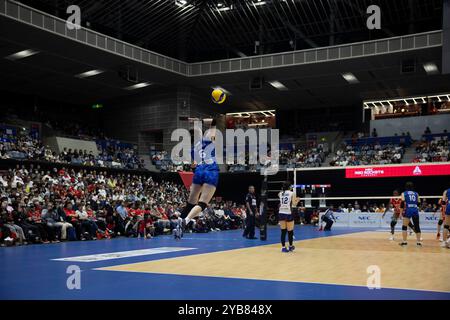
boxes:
[358,216,371,220]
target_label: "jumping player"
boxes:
[399,182,422,247]
[278,182,298,252]
[180,118,219,231]
[436,197,447,241]
[441,188,450,248]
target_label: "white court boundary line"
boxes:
[52,247,196,262]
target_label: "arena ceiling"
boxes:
[1,0,449,111]
[17,0,444,62]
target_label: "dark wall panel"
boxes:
[443,0,450,74]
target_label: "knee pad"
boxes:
[390,220,397,228]
[444,225,450,230]
[438,219,443,226]
[402,225,408,231]
[181,203,195,218]
[198,202,208,211]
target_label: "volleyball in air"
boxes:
[211,88,227,104]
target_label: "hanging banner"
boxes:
[178,171,194,190]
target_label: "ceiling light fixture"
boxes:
[75,69,104,78]
[423,62,439,75]
[125,82,151,90]
[341,72,359,84]
[175,0,187,7]
[254,0,266,5]
[5,49,39,60]
[268,80,288,91]
[217,5,232,11]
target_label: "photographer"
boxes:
[320,206,336,231]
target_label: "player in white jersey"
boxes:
[278,182,298,253]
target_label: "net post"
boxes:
[293,167,297,199]
[259,173,268,241]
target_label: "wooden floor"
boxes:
[99,231,450,293]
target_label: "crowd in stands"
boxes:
[0,130,145,170]
[413,136,449,163]
[152,151,191,172]
[0,132,47,161]
[2,111,449,176]
[226,146,327,172]
[0,165,245,246]
[279,145,327,168]
[330,143,404,166]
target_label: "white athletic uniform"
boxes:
[279,191,293,215]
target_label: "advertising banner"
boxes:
[319,212,440,228]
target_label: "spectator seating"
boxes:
[413,135,449,163]
[0,165,243,246]
[330,136,409,166]
[1,129,145,170]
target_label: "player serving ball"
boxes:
[179,89,224,232]
[179,117,218,231]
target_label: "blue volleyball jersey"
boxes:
[192,139,218,168]
[403,191,418,209]
[446,189,450,214]
[191,139,219,187]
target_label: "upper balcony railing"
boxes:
[0,0,443,77]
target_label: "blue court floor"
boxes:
[1,226,449,300]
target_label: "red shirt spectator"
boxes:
[64,204,78,222]
[28,206,42,223]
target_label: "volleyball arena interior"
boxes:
[0,0,449,307]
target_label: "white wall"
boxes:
[44,137,99,156]
[370,114,450,140]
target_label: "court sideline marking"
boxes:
[52,247,196,262]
